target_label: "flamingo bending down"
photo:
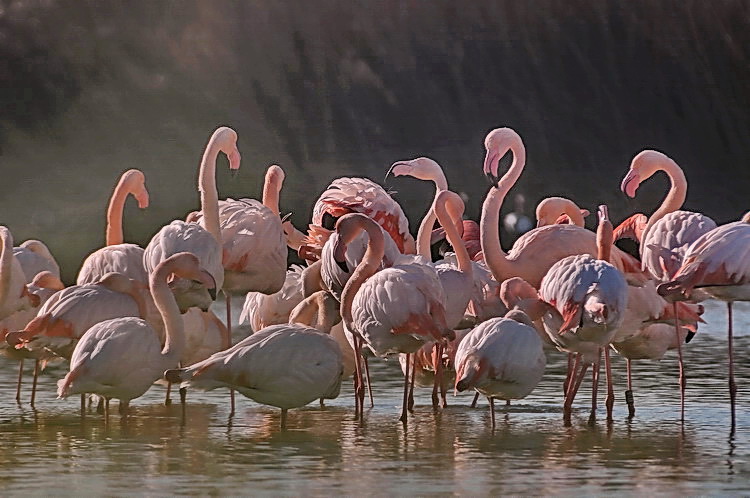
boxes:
[480,127,645,289]
[58,253,215,415]
[336,213,453,422]
[453,311,546,428]
[658,215,750,434]
[295,176,415,261]
[144,127,235,311]
[77,169,150,286]
[534,197,589,228]
[620,149,717,421]
[13,240,60,283]
[241,265,305,332]
[538,205,628,424]
[165,291,343,429]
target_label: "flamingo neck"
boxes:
[262,165,284,216]
[434,194,472,276]
[198,141,222,244]
[562,202,586,227]
[151,264,185,359]
[480,142,526,283]
[340,221,386,331]
[0,228,13,310]
[642,156,687,244]
[416,175,448,258]
[290,291,339,334]
[105,178,134,246]
[597,222,614,262]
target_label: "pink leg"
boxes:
[352,335,363,419]
[564,355,589,425]
[728,301,736,435]
[490,397,496,429]
[15,359,23,404]
[30,359,39,407]
[399,353,411,423]
[588,349,601,425]
[625,358,635,418]
[165,381,172,406]
[363,354,374,408]
[408,353,417,412]
[470,391,480,408]
[673,302,685,423]
[431,344,441,407]
[225,292,236,417]
[604,348,614,422]
[563,353,573,397]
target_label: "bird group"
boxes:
[1,125,747,432]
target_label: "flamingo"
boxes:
[13,240,60,283]
[534,197,589,228]
[453,310,546,428]
[538,205,628,424]
[620,149,717,420]
[240,265,306,332]
[386,156,448,258]
[77,169,150,285]
[143,127,234,311]
[294,176,415,261]
[480,127,645,289]
[336,213,453,422]
[164,290,343,429]
[57,253,215,416]
[658,214,750,434]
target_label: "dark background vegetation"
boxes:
[1,0,749,282]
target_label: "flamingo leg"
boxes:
[431,344,440,407]
[673,301,685,423]
[104,398,110,422]
[80,394,86,418]
[625,358,635,418]
[408,352,417,413]
[225,291,236,417]
[179,386,187,421]
[165,381,172,406]
[363,353,374,408]
[563,353,573,397]
[352,335,363,419]
[589,349,601,425]
[604,347,614,422]
[564,355,589,424]
[15,359,23,404]
[728,301,736,436]
[281,408,288,430]
[119,400,129,416]
[489,397,496,429]
[30,359,39,408]
[470,391,480,408]
[399,353,411,423]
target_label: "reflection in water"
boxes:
[0,301,748,494]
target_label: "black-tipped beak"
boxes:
[455,378,470,392]
[336,259,349,274]
[209,287,218,301]
[685,330,696,343]
[231,168,240,180]
[485,172,501,187]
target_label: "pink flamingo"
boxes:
[336,213,453,422]
[13,240,60,283]
[293,176,415,261]
[480,128,644,289]
[534,197,589,228]
[538,205,628,424]
[57,253,215,417]
[165,289,343,429]
[658,213,750,434]
[241,265,306,332]
[143,127,233,311]
[454,310,546,428]
[620,149,717,420]
[77,169,150,285]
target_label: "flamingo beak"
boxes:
[385,161,410,181]
[332,239,349,273]
[620,169,640,198]
[484,150,501,186]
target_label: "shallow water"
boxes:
[1,299,749,495]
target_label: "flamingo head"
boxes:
[535,197,589,227]
[212,126,241,171]
[386,157,446,186]
[483,127,523,186]
[621,150,673,198]
[454,354,485,393]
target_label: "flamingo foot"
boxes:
[625,390,635,418]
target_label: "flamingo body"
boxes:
[77,244,147,285]
[241,265,305,332]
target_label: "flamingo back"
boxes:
[77,243,147,286]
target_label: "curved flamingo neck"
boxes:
[262,165,284,216]
[0,228,13,311]
[434,192,472,276]
[151,263,185,359]
[290,291,339,333]
[416,174,449,258]
[642,155,687,244]
[106,173,143,246]
[561,202,585,227]
[198,137,223,244]
[480,140,526,283]
[340,218,386,331]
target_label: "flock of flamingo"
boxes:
[1,125,748,432]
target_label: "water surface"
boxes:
[1,299,749,495]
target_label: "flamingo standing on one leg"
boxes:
[77,169,150,285]
[658,213,750,435]
[620,149,717,421]
[58,253,216,417]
